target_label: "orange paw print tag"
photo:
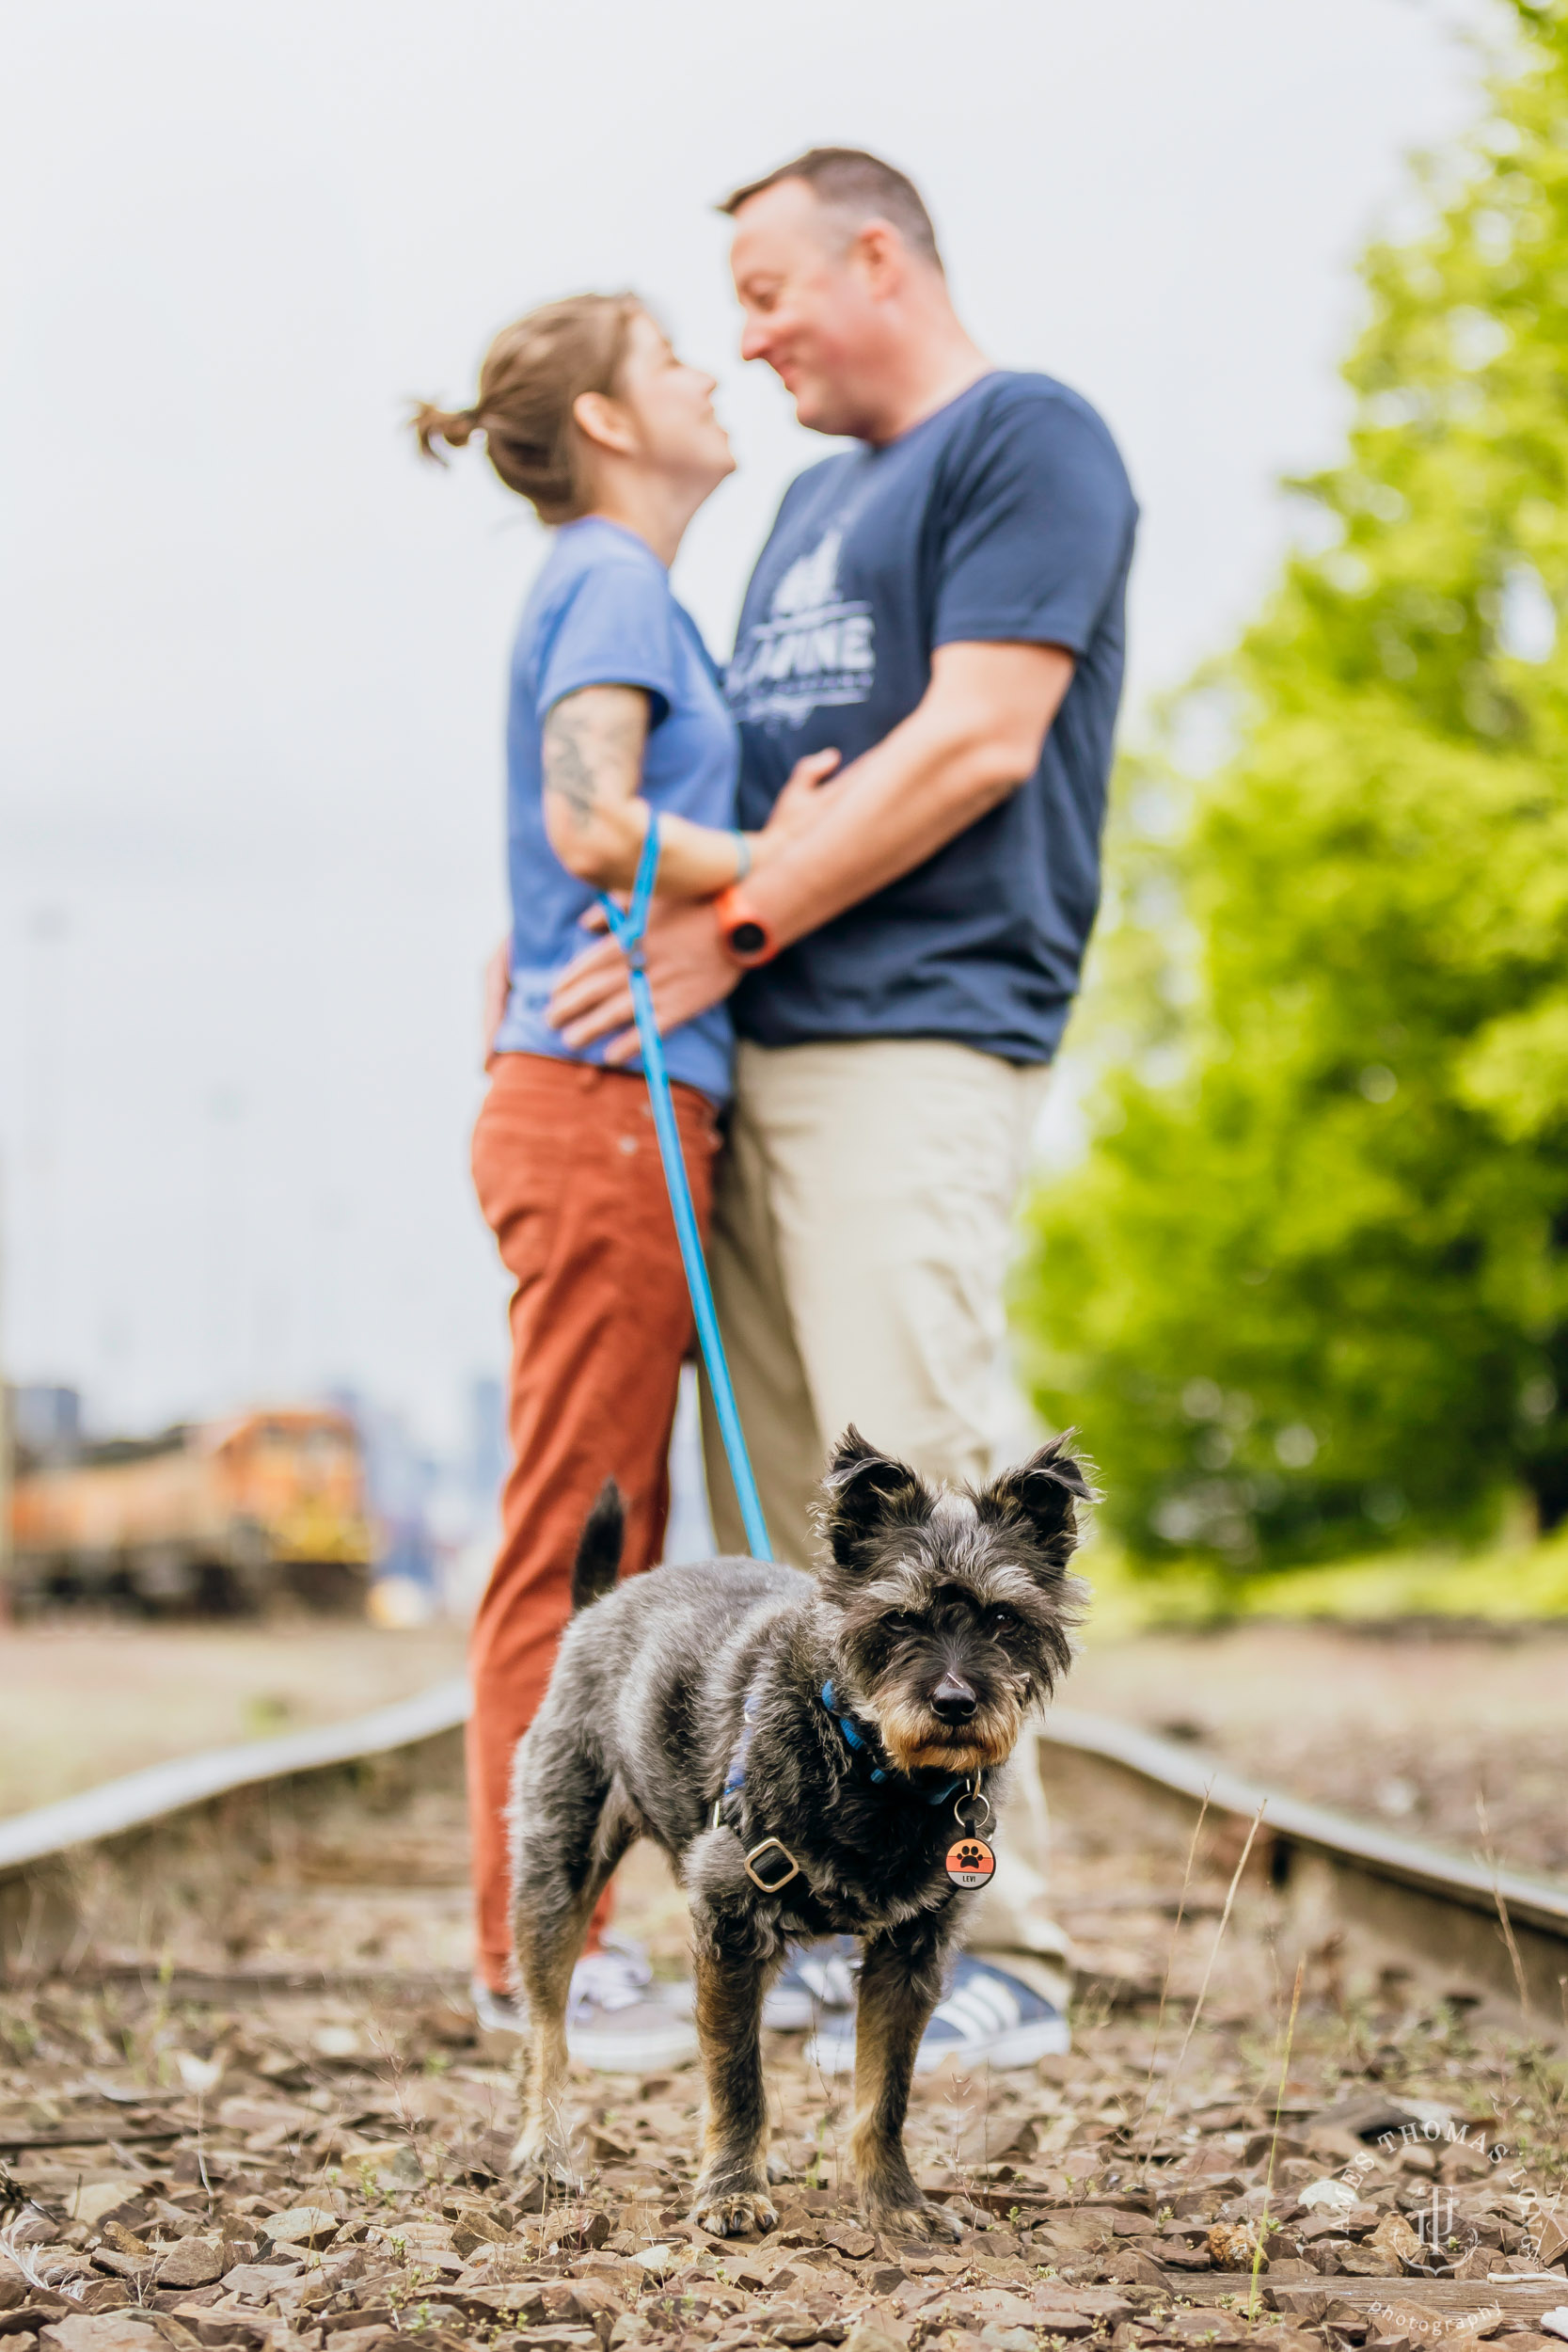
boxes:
[944,1835,996,1890]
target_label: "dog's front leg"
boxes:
[689,1895,779,2238]
[850,1915,962,2243]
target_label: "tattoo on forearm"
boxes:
[543,699,642,834]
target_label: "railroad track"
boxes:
[2,1680,1562,2013]
[1,1680,1565,2352]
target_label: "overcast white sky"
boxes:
[0,0,1501,1450]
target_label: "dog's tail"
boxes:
[571,1479,625,1612]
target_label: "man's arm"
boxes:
[547,639,1073,1055]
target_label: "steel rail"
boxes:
[0,1682,1563,2009]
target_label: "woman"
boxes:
[413,295,834,2066]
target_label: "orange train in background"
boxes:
[6,1407,375,1614]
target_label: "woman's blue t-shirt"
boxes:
[493,516,736,1104]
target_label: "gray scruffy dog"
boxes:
[506,1425,1090,2242]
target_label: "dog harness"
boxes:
[714,1673,990,1895]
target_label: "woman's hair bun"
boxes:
[409,402,483,461]
[407,293,641,523]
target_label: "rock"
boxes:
[630,2249,680,2281]
[1206,2221,1265,2270]
[41,2322,163,2352]
[1338,2247,1403,2278]
[1024,2314,1093,2340]
[1165,2313,1247,2345]
[100,2233,149,2265]
[257,2213,337,2252]
[822,2225,875,2263]
[156,2249,225,2293]
[842,2327,908,2352]
[216,2266,304,2301]
[1101,2255,1167,2286]
[451,2218,509,2260]
[1538,2219,1568,2269]
[1299,2181,1358,2216]
[68,2193,138,2233]
[977,2331,1034,2351]
[1368,2214,1424,2270]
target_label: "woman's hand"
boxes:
[482,937,511,1063]
[757,747,842,852]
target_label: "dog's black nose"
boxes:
[930,1673,977,1724]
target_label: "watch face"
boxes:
[730,920,768,957]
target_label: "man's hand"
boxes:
[762,746,842,847]
[547,897,739,1062]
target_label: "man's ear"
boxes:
[817,1425,933,1573]
[974,1434,1095,1568]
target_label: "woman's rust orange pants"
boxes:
[467,1052,720,1994]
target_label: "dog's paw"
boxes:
[689,2187,778,2239]
[865,2197,964,2245]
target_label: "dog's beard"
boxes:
[866,1686,1025,1776]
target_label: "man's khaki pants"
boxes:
[702,1036,1069,2003]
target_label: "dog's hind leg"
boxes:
[507,1746,628,2187]
[850,1917,963,2243]
[688,1894,779,2239]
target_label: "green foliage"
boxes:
[1018,2,1568,1568]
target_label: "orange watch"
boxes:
[715,884,779,968]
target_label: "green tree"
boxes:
[1016,1,1568,1567]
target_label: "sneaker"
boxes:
[802,1953,1070,2078]
[470,1973,528,2035]
[762,1936,859,2031]
[470,1947,699,2071]
[565,1945,699,2072]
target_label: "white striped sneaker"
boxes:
[802,1953,1069,2078]
[471,1946,699,2072]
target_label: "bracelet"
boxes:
[733,830,752,882]
[715,884,778,968]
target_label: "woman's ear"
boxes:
[572,388,636,456]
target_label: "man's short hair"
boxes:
[719,147,942,268]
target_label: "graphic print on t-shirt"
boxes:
[728,373,1138,1064]
[726,528,876,727]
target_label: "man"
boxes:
[550,147,1137,2070]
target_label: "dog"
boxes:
[506,1425,1090,2241]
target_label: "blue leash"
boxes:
[597,818,771,1562]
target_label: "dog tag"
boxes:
[945,1835,996,1891]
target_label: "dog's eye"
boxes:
[986,1606,1018,1633]
[884,1613,919,1637]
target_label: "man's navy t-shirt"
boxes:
[726,371,1137,1064]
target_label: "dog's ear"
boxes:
[974,1433,1095,1568]
[818,1426,934,1573]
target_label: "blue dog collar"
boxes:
[819,1680,965,1805]
[715,1673,967,1826]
